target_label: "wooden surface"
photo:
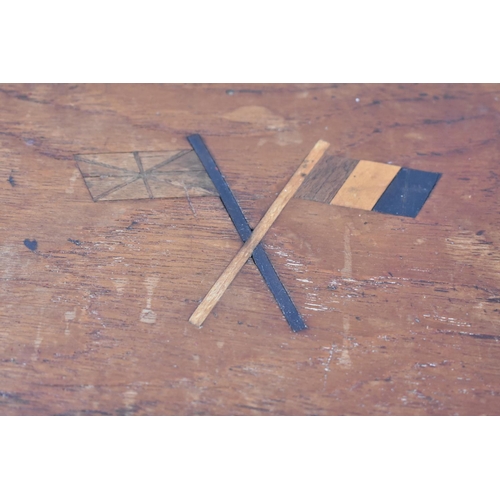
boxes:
[190,139,329,327]
[1,83,500,415]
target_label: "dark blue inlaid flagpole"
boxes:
[187,134,306,332]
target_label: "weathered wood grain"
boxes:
[1,83,500,415]
[295,155,359,203]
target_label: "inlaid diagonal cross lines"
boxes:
[75,149,218,201]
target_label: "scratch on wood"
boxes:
[64,309,76,336]
[123,389,137,415]
[31,316,44,362]
[305,291,329,312]
[338,315,352,368]
[323,341,336,388]
[65,170,79,194]
[140,276,160,324]
[182,181,197,217]
[341,225,353,279]
[111,277,128,296]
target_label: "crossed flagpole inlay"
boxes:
[74,137,441,331]
[74,141,311,332]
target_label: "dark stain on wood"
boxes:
[23,239,38,251]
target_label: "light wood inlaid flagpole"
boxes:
[189,139,330,327]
